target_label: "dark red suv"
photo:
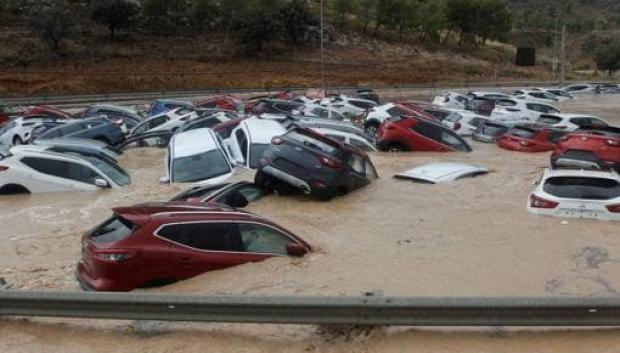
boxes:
[551,129,620,171]
[376,115,472,152]
[76,202,310,291]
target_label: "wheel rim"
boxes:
[366,125,378,134]
[13,137,22,145]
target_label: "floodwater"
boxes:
[1,96,620,352]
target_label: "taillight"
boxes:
[271,137,283,145]
[606,204,620,213]
[94,250,136,263]
[0,165,8,171]
[318,156,342,169]
[605,139,620,147]
[519,140,532,146]
[530,194,559,209]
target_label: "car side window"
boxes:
[311,107,328,118]
[238,223,292,254]
[21,157,101,185]
[349,154,365,174]
[235,129,248,161]
[412,121,441,141]
[158,223,244,251]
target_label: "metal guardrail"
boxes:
[0,81,563,107]
[2,291,620,326]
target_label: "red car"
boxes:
[376,115,472,152]
[76,202,310,291]
[195,95,245,113]
[551,129,620,171]
[496,124,567,153]
[22,105,72,120]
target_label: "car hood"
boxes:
[395,162,489,184]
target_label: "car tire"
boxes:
[364,121,380,135]
[12,136,23,145]
[386,143,407,152]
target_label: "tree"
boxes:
[332,0,356,27]
[192,0,220,30]
[234,0,284,57]
[90,0,140,39]
[142,0,189,32]
[473,0,511,45]
[356,0,377,33]
[278,0,315,48]
[30,0,78,50]
[415,0,446,43]
[594,41,620,77]
[446,0,478,45]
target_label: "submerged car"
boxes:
[163,128,233,185]
[471,121,512,143]
[170,181,265,206]
[0,147,130,194]
[76,202,311,291]
[394,162,488,184]
[490,99,561,123]
[255,127,379,200]
[226,117,286,169]
[528,168,620,221]
[130,107,197,136]
[376,115,472,152]
[147,99,193,117]
[496,124,567,153]
[195,95,245,113]
[551,129,620,171]
[441,110,489,136]
[364,103,419,134]
[37,116,126,146]
[432,91,470,110]
[0,116,66,146]
[536,113,611,131]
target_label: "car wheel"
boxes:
[12,136,23,145]
[387,143,406,152]
[364,122,380,135]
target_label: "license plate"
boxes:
[558,208,601,219]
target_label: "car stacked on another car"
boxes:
[255,127,379,200]
[496,124,567,153]
[551,128,620,171]
[37,116,126,146]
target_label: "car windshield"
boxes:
[172,149,231,183]
[543,177,620,200]
[85,156,131,186]
[509,127,537,139]
[537,115,562,124]
[249,144,269,169]
[90,215,135,243]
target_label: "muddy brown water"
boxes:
[1,96,620,352]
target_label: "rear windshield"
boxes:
[287,130,339,155]
[543,177,620,200]
[508,127,537,139]
[538,115,562,124]
[90,216,135,243]
[173,149,231,183]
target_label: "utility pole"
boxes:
[552,17,559,82]
[320,0,325,95]
[560,25,566,86]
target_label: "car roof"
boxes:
[543,113,600,119]
[543,167,620,180]
[90,104,137,113]
[395,162,488,183]
[243,118,286,143]
[171,128,218,157]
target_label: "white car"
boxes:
[0,116,63,146]
[395,162,489,184]
[441,110,489,136]
[163,128,233,185]
[562,84,597,95]
[0,147,130,194]
[130,107,197,136]
[528,168,620,221]
[432,91,470,109]
[227,117,286,169]
[177,112,233,133]
[310,127,377,152]
[467,91,511,100]
[490,99,561,122]
[513,89,561,103]
[293,104,348,121]
[320,95,377,118]
[536,113,610,131]
[532,87,573,101]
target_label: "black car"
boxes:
[37,117,126,146]
[255,127,378,200]
[251,99,304,115]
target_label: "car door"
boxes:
[235,222,300,262]
[158,222,248,280]
[229,126,249,166]
[19,157,103,191]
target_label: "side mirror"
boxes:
[226,190,249,208]
[286,243,308,257]
[159,176,170,184]
[94,178,109,188]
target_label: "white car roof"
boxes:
[543,168,620,180]
[243,118,286,144]
[542,113,600,119]
[395,162,489,184]
[172,128,218,158]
